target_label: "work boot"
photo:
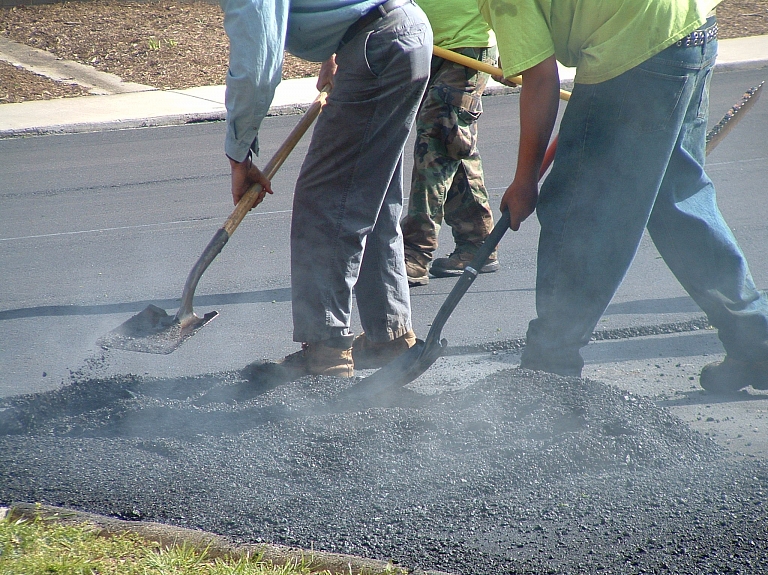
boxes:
[274,341,354,379]
[430,249,499,278]
[699,356,768,394]
[405,250,430,287]
[352,329,417,369]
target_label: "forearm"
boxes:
[514,55,560,187]
[500,55,560,230]
[222,0,289,161]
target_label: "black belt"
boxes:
[339,0,412,47]
[676,16,718,48]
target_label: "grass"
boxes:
[0,513,383,575]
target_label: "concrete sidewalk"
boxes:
[2,34,768,138]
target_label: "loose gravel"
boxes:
[1,364,766,575]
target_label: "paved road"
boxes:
[1,65,767,456]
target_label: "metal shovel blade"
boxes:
[96,304,218,354]
[344,338,446,400]
[95,87,330,356]
[347,210,513,400]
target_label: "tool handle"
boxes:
[432,45,571,102]
[425,210,511,348]
[540,134,558,178]
[422,132,558,349]
[223,85,330,236]
[175,85,330,322]
[705,81,763,154]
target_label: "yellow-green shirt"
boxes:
[478,0,721,84]
[417,0,496,49]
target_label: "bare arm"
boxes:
[500,55,560,230]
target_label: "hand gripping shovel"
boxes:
[97,86,331,354]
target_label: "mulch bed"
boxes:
[0,59,91,103]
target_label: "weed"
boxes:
[148,36,178,51]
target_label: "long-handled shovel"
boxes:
[434,44,762,155]
[432,45,572,102]
[346,144,557,399]
[97,85,331,354]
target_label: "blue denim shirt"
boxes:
[221,0,382,161]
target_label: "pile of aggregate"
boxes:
[1,366,766,574]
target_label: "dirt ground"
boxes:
[1,0,767,104]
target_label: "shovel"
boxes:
[347,141,558,399]
[97,85,331,354]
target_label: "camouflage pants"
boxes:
[401,45,497,264]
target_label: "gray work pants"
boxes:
[290,2,432,344]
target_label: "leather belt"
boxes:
[339,0,412,48]
[676,16,718,48]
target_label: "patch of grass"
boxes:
[0,514,340,575]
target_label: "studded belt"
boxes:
[676,17,718,48]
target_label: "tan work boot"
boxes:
[429,249,499,278]
[700,356,768,394]
[275,342,354,379]
[352,329,417,369]
[405,252,430,287]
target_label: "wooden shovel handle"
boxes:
[222,84,331,236]
[432,46,571,102]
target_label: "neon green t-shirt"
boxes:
[417,0,496,50]
[477,0,720,84]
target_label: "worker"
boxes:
[479,0,768,393]
[222,0,432,378]
[401,0,499,287]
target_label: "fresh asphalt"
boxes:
[0,37,767,574]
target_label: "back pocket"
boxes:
[618,68,688,134]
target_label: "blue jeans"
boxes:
[290,2,431,345]
[521,25,768,377]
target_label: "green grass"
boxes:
[0,513,383,575]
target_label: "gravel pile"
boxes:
[1,366,766,574]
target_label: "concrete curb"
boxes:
[2,502,454,575]
[0,111,228,138]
